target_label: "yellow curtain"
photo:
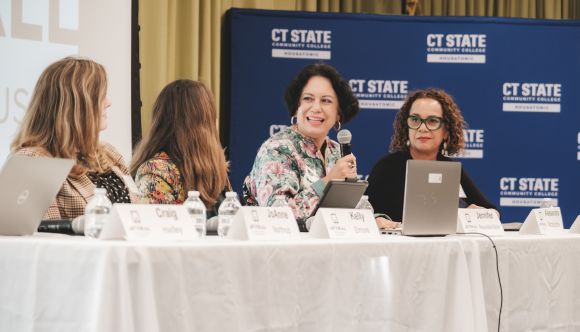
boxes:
[138,0,403,134]
[416,0,580,18]
[138,0,578,136]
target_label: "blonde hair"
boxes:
[11,56,113,176]
[131,80,230,209]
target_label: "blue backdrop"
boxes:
[223,8,580,226]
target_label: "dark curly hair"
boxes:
[284,63,359,124]
[390,88,466,155]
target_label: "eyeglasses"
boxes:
[407,115,444,131]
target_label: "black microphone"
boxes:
[38,218,84,235]
[337,129,352,157]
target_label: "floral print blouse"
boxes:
[134,152,186,205]
[242,126,340,223]
[134,151,225,218]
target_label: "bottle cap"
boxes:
[225,191,238,198]
[188,191,200,197]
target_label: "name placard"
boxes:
[227,206,301,240]
[519,207,564,235]
[456,208,504,235]
[99,203,198,241]
[309,208,380,239]
[569,215,580,233]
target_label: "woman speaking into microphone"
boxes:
[242,63,360,231]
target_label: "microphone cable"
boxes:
[456,232,503,332]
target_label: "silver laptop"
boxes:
[0,155,74,235]
[401,160,461,236]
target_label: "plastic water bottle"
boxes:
[355,195,374,213]
[217,191,241,237]
[184,191,207,237]
[540,198,556,208]
[84,188,112,239]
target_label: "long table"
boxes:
[1,233,579,331]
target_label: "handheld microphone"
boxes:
[337,129,352,157]
[38,218,84,235]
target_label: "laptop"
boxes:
[401,160,461,236]
[0,155,74,235]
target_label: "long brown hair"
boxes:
[11,56,114,176]
[390,88,466,155]
[131,80,230,208]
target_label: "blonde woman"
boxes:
[131,80,230,218]
[11,57,132,220]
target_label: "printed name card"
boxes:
[519,207,564,235]
[456,208,504,235]
[100,203,198,241]
[309,208,380,239]
[227,206,301,240]
[569,215,580,233]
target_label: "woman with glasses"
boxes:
[366,88,498,229]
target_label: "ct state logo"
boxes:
[426,33,487,64]
[349,78,408,110]
[502,82,562,113]
[271,28,332,60]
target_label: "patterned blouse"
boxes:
[242,126,340,224]
[134,152,187,204]
[134,151,224,218]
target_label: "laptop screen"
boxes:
[0,155,74,235]
[401,160,461,236]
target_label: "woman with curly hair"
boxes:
[242,63,360,231]
[366,88,498,229]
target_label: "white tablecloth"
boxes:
[461,233,580,332]
[1,233,579,332]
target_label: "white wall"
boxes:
[0,0,132,165]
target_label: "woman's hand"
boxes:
[323,154,357,183]
[376,217,401,229]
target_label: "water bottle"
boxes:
[217,191,241,237]
[84,188,112,239]
[540,198,556,208]
[184,191,207,237]
[355,195,374,213]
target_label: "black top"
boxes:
[87,171,131,204]
[366,150,497,222]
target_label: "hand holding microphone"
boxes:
[337,129,352,157]
[324,129,358,182]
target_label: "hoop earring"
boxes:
[442,140,448,155]
[334,121,342,131]
[290,116,297,126]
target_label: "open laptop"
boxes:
[401,160,461,236]
[0,155,74,235]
